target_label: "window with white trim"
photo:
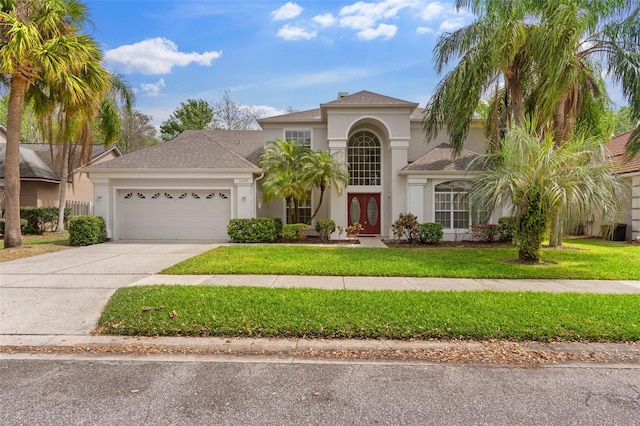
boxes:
[434,181,472,229]
[285,130,311,149]
[348,131,381,186]
[286,191,312,224]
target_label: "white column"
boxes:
[234,178,254,219]
[407,177,428,223]
[389,139,409,233]
[91,178,112,239]
[329,139,347,237]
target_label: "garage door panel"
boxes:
[118,189,231,240]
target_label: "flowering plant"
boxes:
[471,224,498,242]
[346,222,363,238]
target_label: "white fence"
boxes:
[66,200,93,216]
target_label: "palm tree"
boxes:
[0,0,99,248]
[471,122,623,262]
[424,0,639,156]
[423,0,534,154]
[302,150,349,222]
[259,139,310,223]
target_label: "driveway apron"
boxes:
[0,242,218,336]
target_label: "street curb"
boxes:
[2,335,639,362]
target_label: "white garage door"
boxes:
[118,190,231,240]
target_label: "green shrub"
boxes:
[315,219,336,241]
[497,216,517,243]
[69,215,107,246]
[391,213,420,243]
[419,222,444,244]
[282,223,308,240]
[471,224,499,242]
[18,206,70,234]
[227,218,279,243]
[270,217,283,237]
[0,218,28,234]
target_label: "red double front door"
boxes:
[348,193,381,235]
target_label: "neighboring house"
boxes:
[86,90,509,241]
[0,126,121,210]
[598,131,639,241]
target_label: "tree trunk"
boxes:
[55,141,71,234]
[3,75,29,248]
[548,214,564,248]
[309,185,325,222]
[510,73,526,127]
[553,94,569,146]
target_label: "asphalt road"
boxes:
[1,356,639,425]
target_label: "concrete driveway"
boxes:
[0,241,219,336]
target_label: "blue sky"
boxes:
[86,0,625,128]
[85,0,476,126]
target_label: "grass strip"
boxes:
[161,239,640,280]
[98,286,640,342]
[0,232,70,262]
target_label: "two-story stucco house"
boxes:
[86,90,506,241]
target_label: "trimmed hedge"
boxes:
[419,222,444,244]
[227,218,279,243]
[282,223,308,240]
[69,215,107,246]
[0,218,28,235]
[315,219,336,241]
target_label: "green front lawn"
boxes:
[98,286,640,341]
[162,239,640,280]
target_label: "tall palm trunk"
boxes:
[3,75,29,248]
[309,185,326,222]
[55,140,70,234]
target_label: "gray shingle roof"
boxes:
[258,108,322,123]
[0,143,117,181]
[84,130,263,171]
[322,90,419,108]
[402,143,485,172]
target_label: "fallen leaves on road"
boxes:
[1,340,638,366]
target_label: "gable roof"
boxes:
[83,130,263,172]
[400,143,484,173]
[258,91,421,125]
[321,90,419,108]
[606,131,640,175]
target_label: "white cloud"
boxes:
[420,2,446,21]
[105,38,221,75]
[358,23,397,40]
[338,0,413,40]
[140,78,166,96]
[277,24,317,41]
[439,17,465,32]
[253,105,286,118]
[271,2,303,20]
[416,26,434,34]
[313,13,336,27]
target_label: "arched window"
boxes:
[434,181,472,229]
[348,131,380,186]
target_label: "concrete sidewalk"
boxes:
[133,274,640,293]
[1,240,639,358]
